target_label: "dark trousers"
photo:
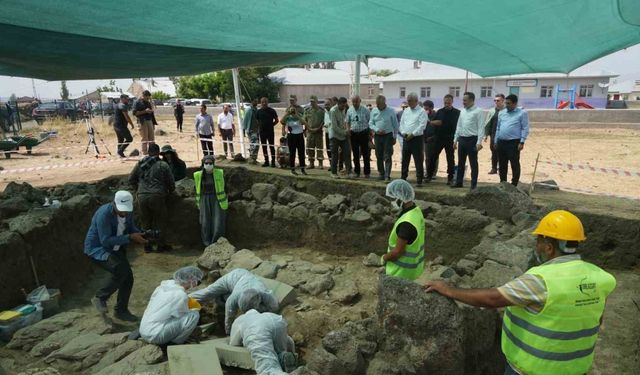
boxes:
[401,135,424,183]
[351,129,371,176]
[287,133,305,169]
[424,136,439,178]
[199,133,214,156]
[427,136,455,181]
[260,131,276,162]
[374,133,394,179]
[456,136,479,187]
[330,138,352,174]
[176,116,183,132]
[497,139,521,186]
[115,127,133,156]
[220,129,234,156]
[489,136,498,171]
[137,193,168,245]
[92,249,133,313]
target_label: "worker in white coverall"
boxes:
[230,309,297,375]
[139,266,204,345]
[189,268,279,334]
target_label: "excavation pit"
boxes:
[0,166,638,375]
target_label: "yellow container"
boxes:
[0,311,21,323]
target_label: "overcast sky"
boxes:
[1,44,639,100]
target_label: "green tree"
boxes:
[60,81,69,100]
[9,93,17,103]
[370,69,398,77]
[151,91,171,101]
[176,67,281,102]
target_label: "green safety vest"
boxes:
[502,260,616,375]
[193,169,228,210]
[385,206,425,280]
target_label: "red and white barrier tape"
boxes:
[541,160,640,178]
[0,157,141,175]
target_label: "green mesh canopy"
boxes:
[1,0,639,80]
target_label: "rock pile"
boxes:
[196,238,342,297]
[294,275,504,375]
[6,312,167,375]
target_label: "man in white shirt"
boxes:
[218,104,236,157]
[399,93,427,186]
[452,92,485,189]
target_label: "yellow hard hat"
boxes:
[532,210,586,241]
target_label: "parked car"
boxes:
[302,100,326,110]
[91,101,116,117]
[33,101,79,124]
[191,99,212,106]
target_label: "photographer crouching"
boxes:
[128,143,175,253]
[84,191,148,322]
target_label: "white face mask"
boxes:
[203,164,214,172]
[391,199,403,211]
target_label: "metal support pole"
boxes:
[353,55,362,97]
[232,68,246,156]
[464,70,469,93]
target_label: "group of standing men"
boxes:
[405,91,530,189]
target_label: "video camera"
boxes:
[143,229,161,243]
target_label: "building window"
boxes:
[399,87,406,98]
[579,84,594,97]
[480,86,493,98]
[367,86,375,96]
[449,86,460,97]
[420,87,431,98]
[540,85,554,98]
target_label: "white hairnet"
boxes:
[385,179,415,202]
[173,266,204,285]
[238,288,262,313]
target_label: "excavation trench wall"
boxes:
[1,166,638,310]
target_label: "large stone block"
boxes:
[202,338,253,370]
[168,344,223,375]
[259,277,297,308]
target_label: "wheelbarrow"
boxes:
[10,134,50,155]
[0,138,21,159]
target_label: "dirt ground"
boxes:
[1,116,639,201]
[0,244,379,375]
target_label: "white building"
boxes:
[608,80,640,101]
[268,68,380,104]
[379,63,617,109]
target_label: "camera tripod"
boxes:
[84,116,112,158]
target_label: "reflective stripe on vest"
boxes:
[502,321,597,362]
[194,169,228,210]
[385,206,425,280]
[501,260,616,375]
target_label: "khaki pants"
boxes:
[139,119,155,155]
[306,130,324,165]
